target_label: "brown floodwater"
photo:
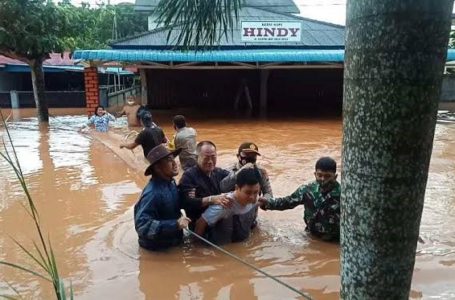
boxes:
[0,107,454,299]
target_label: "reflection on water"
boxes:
[0,108,455,299]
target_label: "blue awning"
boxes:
[73,49,345,63]
[73,48,455,63]
[0,64,133,75]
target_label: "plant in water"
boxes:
[0,111,73,299]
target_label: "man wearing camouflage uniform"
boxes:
[259,157,340,242]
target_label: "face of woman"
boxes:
[96,107,105,116]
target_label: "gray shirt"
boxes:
[201,192,258,244]
[174,127,197,170]
[202,192,256,226]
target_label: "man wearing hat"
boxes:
[220,142,273,200]
[134,144,190,251]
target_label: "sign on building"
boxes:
[241,21,302,42]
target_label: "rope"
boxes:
[123,130,139,141]
[180,211,312,300]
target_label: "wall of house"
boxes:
[0,72,29,91]
[268,68,344,115]
[145,68,344,116]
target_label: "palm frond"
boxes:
[155,0,244,49]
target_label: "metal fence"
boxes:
[106,85,141,108]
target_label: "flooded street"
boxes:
[1,108,455,299]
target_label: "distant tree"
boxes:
[71,3,148,50]
[0,1,147,121]
[0,0,75,122]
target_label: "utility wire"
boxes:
[180,210,313,300]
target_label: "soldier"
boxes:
[220,142,272,199]
[259,157,341,242]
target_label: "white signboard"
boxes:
[241,21,302,42]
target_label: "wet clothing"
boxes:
[174,127,197,170]
[134,178,183,251]
[178,166,229,227]
[202,192,257,245]
[220,162,273,199]
[87,113,115,132]
[135,125,167,157]
[264,181,341,241]
[118,104,140,127]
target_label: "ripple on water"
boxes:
[1,113,455,300]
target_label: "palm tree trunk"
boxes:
[341,1,454,299]
[30,58,49,122]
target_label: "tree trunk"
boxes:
[30,58,49,122]
[341,1,454,299]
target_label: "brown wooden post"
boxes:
[84,66,100,117]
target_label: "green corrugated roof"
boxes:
[113,7,344,49]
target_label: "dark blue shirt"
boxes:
[134,178,182,250]
[178,166,229,224]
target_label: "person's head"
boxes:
[95,105,105,117]
[314,157,338,191]
[140,112,153,128]
[144,144,182,179]
[237,142,261,166]
[196,141,217,175]
[127,96,136,105]
[235,168,260,206]
[173,115,187,130]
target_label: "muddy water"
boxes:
[0,108,454,299]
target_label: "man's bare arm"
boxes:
[120,141,139,150]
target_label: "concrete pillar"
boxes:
[84,66,100,116]
[140,69,148,106]
[260,69,270,115]
[10,90,19,109]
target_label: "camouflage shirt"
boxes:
[265,181,341,241]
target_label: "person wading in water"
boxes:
[134,144,190,251]
[259,157,341,242]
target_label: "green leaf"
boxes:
[0,261,51,282]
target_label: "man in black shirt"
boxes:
[179,141,231,228]
[120,112,167,157]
